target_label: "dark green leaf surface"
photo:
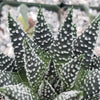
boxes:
[0,84,35,100]
[23,40,45,91]
[91,93,100,100]
[8,13,34,67]
[0,70,19,87]
[44,61,62,94]
[73,15,100,67]
[38,80,56,100]
[0,53,15,71]
[75,69,100,100]
[33,8,54,51]
[50,8,76,66]
[90,55,100,70]
[60,55,84,89]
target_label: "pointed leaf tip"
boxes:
[39,5,42,12]
[8,12,11,18]
[8,12,13,23]
[70,6,73,13]
[33,7,53,50]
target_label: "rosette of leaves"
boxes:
[0,7,100,100]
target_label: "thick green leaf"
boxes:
[0,70,19,87]
[50,7,76,66]
[75,69,100,100]
[38,80,56,100]
[54,90,83,100]
[91,93,100,100]
[44,60,62,94]
[60,55,84,89]
[0,53,29,84]
[8,13,34,68]
[0,53,16,71]
[36,47,51,66]
[23,39,45,91]
[0,84,35,100]
[33,8,54,51]
[73,15,100,67]
[90,55,100,70]
[33,8,54,65]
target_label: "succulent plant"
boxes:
[0,7,100,100]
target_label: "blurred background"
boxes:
[0,0,100,58]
